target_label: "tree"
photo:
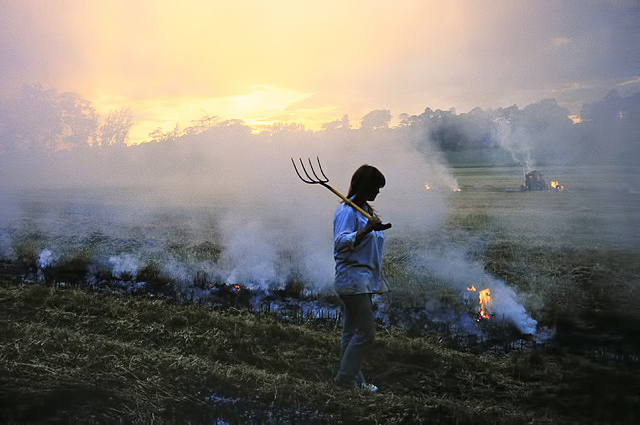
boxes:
[183,113,219,135]
[322,115,351,131]
[98,108,133,147]
[147,122,182,143]
[0,85,62,151]
[579,90,640,163]
[0,84,98,152]
[360,109,391,131]
[429,108,467,151]
[521,99,572,132]
[269,122,306,134]
[398,113,421,127]
[58,91,99,149]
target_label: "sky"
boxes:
[1,0,639,142]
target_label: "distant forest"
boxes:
[1,84,638,166]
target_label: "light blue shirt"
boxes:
[333,201,390,295]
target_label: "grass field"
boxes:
[1,164,639,423]
[1,281,639,424]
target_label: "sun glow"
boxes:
[26,1,471,144]
[4,1,626,147]
[115,86,318,142]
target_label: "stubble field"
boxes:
[1,164,639,423]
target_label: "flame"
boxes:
[233,284,241,293]
[467,285,492,320]
[478,288,491,319]
[424,182,461,192]
[550,181,565,191]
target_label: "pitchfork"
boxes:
[291,157,391,230]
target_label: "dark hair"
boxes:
[347,164,386,198]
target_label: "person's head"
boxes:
[347,164,386,201]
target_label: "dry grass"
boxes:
[2,165,638,423]
[2,280,639,424]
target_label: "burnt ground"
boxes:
[1,259,640,424]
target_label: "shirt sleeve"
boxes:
[333,205,359,254]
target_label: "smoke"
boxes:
[493,118,535,172]
[109,253,140,280]
[2,89,638,335]
[37,249,57,269]
[409,244,537,334]
[0,122,456,295]
[201,125,455,292]
[0,118,545,333]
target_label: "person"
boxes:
[333,164,390,391]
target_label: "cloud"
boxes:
[1,0,637,134]
[551,36,573,47]
[619,76,640,86]
[551,82,592,94]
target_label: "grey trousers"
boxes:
[335,293,376,386]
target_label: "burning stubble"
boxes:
[0,126,453,281]
[1,116,637,336]
[407,243,537,334]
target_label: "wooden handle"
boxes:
[323,183,392,229]
[324,185,373,219]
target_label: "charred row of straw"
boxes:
[11,257,639,361]
[2,255,552,354]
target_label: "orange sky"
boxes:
[1,0,638,142]
[67,1,468,140]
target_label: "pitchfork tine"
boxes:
[291,158,310,183]
[299,158,315,182]
[291,157,330,184]
[314,157,329,181]
[291,156,392,229]
[307,157,328,183]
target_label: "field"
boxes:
[1,164,639,423]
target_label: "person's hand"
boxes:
[355,216,390,245]
[364,216,382,233]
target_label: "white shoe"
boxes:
[358,383,378,392]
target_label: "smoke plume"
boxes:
[2,88,638,334]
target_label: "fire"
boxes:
[467,285,492,320]
[232,284,241,293]
[424,182,462,192]
[478,288,491,319]
[550,181,565,191]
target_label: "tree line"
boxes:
[0,84,133,152]
[1,84,638,161]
